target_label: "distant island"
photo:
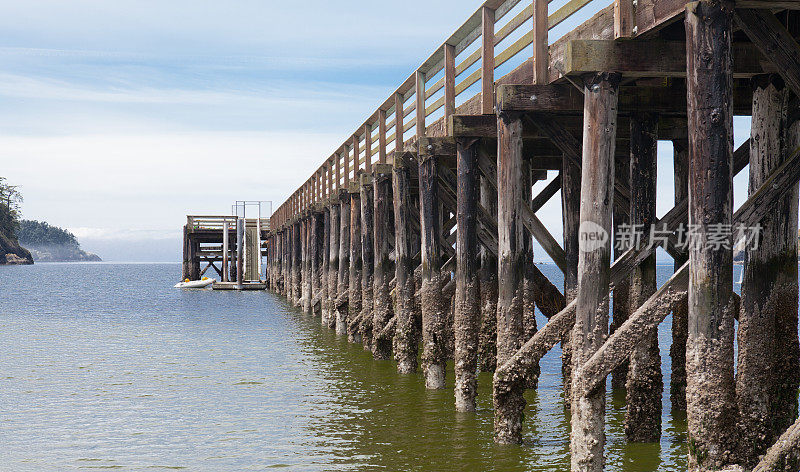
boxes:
[0,177,100,264]
[17,220,101,262]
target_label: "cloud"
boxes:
[69,227,178,241]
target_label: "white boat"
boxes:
[174,277,215,289]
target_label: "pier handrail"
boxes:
[187,215,271,231]
[270,0,614,230]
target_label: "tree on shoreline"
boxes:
[0,177,23,240]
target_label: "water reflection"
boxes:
[0,263,701,471]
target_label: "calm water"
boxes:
[0,262,712,471]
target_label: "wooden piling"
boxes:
[521,160,539,389]
[419,148,447,389]
[373,164,394,360]
[321,207,331,325]
[336,191,351,334]
[454,138,481,412]
[561,155,581,406]
[302,216,312,313]
[494,111,527,444]
[393,155,419,372]
[625,112,661,443]
[327,203,340,329]
[670,139,689,412]
[570,72,619,472]
[312,209,324,316]
[348,186,363,342]
[359,173,375,351]
[737,74,800,467]
[238,218,246,289]
[222,219,230,282]
[610,151,630,392]
[478,146,498,373]
[292,219,302,304]
[685,2,737,468]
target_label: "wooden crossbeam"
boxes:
[735,9,800,99]
[563,40,774,78]
[500,82,754,116]
[738,1,800,8]
[531,174,562,212]
[520,200,567,273]
[753,413,800,472]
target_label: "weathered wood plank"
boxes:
[564,40,774,78]
[735,9,800,99]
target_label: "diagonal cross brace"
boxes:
[735,9,800,100]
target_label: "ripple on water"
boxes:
[0,262,754,471]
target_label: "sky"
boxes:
[0,0,752,262]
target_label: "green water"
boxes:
[0,263,691,471]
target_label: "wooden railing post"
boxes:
[344,146,351,185]
[379,109,387,164]
[481,6,495,114]
[416,71,426,138]
[395,93,404,150]
[533,0,549,84]
[353,136,360,176]
[445,43,456,123]
[365,124,372,173]
[614,0,635,38]
[336,153,342,191]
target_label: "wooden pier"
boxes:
[182,215,270,288]
[263,1,800,470]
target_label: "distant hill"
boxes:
[17,220,101,262]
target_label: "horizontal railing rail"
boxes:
[188,216,271,231]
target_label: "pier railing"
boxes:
[187,216,271,232]
[270,0,619,230]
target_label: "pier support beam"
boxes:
[327,203,340,329]
[373,164,394,360]
[336,192,351,334]
[282,229,290,295]
[570,72,619,471]
[685,2,738,469]
[419,149,447,389]
[454,138,481,412]
[302,216,312,313]
[610,152,630,392]
[521,160,539,389]
[348,187,363,341]
[478,147,498,373]
[624,112,661,443]
[494,111,527,444]
[670,139,689,412]
[292,220,302,304]
[562,156,581,406]
[312,209,324,316]
[393,155,419,372]
[239,218,247,290]
[737,74,800,468]
[360,174,375,350]
[321,208,331,322]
